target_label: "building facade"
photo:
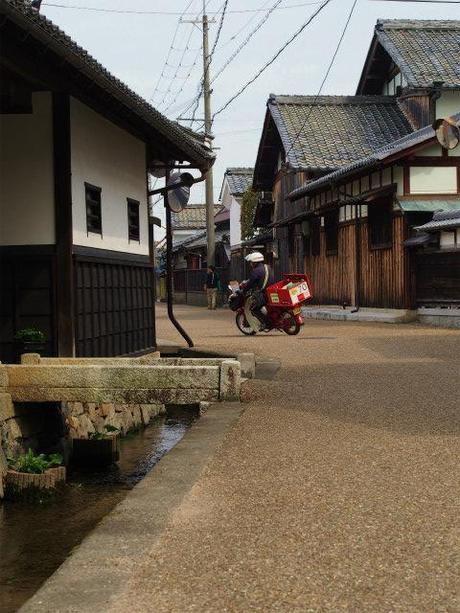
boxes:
[0,0,213,362]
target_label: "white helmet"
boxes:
[245,251,264,263]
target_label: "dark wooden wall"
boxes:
[0,247,56,363]
[274,214,410,309]
[415,251,460,307]
[74,256,155,357]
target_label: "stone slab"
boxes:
[9,387,219,405]
[302,306,417,324]
[237,353,256,379]
[6,365,220,391]
[0,393,14,422]
[219,360,241,401]
[417,308,460,329]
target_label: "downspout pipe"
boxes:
[155,169,207,349]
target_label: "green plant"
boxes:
[14,327,46,342]
[8,449,63,474]
[88,425,120,440]
[240,188,258,241]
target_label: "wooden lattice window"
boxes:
[311,217,321,256]
[127,199,140,242]
[325,210,339,255]
[368,199,393,249]
[85,183,102,235]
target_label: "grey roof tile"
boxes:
[290,112,460,199]
[269,95,412,170]
[376,20,460,88]
[225,168,254,196]
[171,204,221,230]
[416,208,460,232]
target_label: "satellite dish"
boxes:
[433,117,460,151]
[167,171,194,213]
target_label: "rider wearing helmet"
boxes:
[243,251,274,327]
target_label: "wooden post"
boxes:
[53,93,75,356]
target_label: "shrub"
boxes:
[14,327,46,342]
[8,449,63,474]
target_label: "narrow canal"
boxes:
[0,406,198,613]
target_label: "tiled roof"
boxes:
[1,0,214,168]
[171,204,222,230]
[290,112,460,199]
[225,168,254,196]
[172,229,228,252]
[415,208,460,232]
[376,20,460,88]
[269,95,412,171]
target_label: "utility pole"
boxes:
[181,3,216,266]
[202,1,215,267]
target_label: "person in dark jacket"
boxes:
[204,265,220,310]
[243,252,273,326]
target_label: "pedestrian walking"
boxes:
[204,265,220,310]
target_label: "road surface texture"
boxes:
[114,304,460,612]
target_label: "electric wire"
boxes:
[212,0,333,121]
[149,0,196,103]
[284,0,358,160]
[42,1,328,15]
[210,0,284,86]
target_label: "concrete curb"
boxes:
[20,402,244,613]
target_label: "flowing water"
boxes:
[0,407,198,613]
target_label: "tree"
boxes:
[240,189,258,241]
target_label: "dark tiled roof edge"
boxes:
[289,112,460,200]
[1,0,214,167]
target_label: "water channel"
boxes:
[0,406,198,613]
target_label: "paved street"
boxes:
[114,304,460,612]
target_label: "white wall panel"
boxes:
[0,92,55,245]
[70,98,148,255]
[410,166,457,194]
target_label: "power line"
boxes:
[43,1,327,15]
[158,23,197,107]
[284,0,358,160]
[212,0,333,121]
[149,0,196,103]
[217,0,275,51]
[211,0,284,86]
[370,0,459,3]
[179,0,229,125]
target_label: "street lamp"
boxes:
[433,116,460,150]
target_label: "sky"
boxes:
[40,0,460,236]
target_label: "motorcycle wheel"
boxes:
[281,312,301,336]
[236,312,256,336]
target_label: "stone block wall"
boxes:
[64,402,165,439]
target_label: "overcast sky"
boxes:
[41,0,459,236]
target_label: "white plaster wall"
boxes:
[229,195,242,247]
[0,92,55,245]
[70,98,148,255]
[436,91,460,120]
[419,144,443,157]
[410,166,457,194]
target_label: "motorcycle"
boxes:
[228,273,313,336]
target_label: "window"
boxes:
[85,183,102,235]
[127,199,140,242]
[324,210,339,255]
[368,199,393,249]
[311,216,321,256]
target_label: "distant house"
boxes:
[219,168,254,248]
[252,19,460,312]
[0,0,213,361]
[171,204,222,269]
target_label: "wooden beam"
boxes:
[53,92,75,356]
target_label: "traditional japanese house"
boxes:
[171,203,222,270]
[219,167,254,249]
[252,19,460,311]
[0,0,213,362]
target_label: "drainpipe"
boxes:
[164,182,194,348]
[149,167,208,348]
[351,203,361,314]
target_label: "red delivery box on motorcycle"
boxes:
[266,273,314,308]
